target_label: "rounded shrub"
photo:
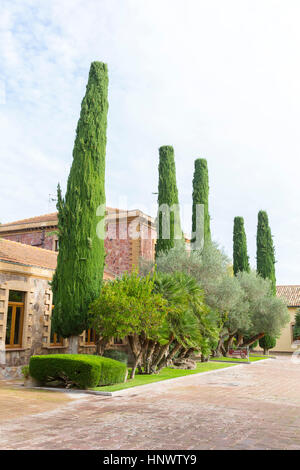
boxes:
[29,354,127,389]
[103,349,128,365]
[259,335,276,355]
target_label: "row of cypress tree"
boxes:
[155,147,211,258]
[233,211,276,295]
[155,144,277,301]
[155,146,278,352]
[52,60,277,350]
[53,63,213,344]
[233,211,277,352]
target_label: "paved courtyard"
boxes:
[1,356,300,450]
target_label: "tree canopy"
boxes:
[89,270,219,376]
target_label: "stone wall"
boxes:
[0,269,53,368]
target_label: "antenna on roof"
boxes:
[48,194,57,212]
[48,194,57,203]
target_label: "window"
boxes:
[85,328,96,345]
[5,291,25,348]
[54,239,59,252]
[292,323,300,342]
[50,306,63,346]
[50,329,63,346]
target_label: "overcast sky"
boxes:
[1,0,300,284]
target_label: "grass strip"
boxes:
[92,361,235,392]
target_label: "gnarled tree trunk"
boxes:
[128,334,144,379]
[241,332,265,348]
[156,341,182,373]
[96,336,110,355]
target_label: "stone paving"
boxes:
[1,356,300,450]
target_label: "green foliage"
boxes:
[52,62,109,337]
[89,271,168,342]
[192,158,211,249]
[153,243,230,318]
[212,274,250,334]
[293,309,300,339]
[21,365,30,379]
[233,216,250,275]
[256,211,276,295]
[97,356,127,386]
[237,271,289,337]
[154,271,219,355]
[259,335,276,352]
[152,246,289,353]
[103,349,128,365]
[155,145,182,257]
[29,354,126,389]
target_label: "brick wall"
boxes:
[105,219,132,274]
[1,215,156,275]
[3,231,55,251]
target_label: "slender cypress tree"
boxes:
[233,216,250,275]
[155,146,182,258]
[256,210,276,295]
[192,158,211,249]
[52,62,108,349]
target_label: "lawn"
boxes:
[92,361,234,392]
[210,355,271,363]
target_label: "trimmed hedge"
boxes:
[29,354,127,389]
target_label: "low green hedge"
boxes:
[29,354,127,389]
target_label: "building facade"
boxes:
[0,238,115,377]
[0,208,157,375]
[0,208,156,275]
[256,285,300,354]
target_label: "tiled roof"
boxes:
[0,207,129,230]
[0,213,58,228]
[0,238,116,279]
[0,238,57,270]
[276,285,300,307]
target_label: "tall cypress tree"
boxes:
[233,216,250,275]
[192,158,211,249]
[155,145,182,258]
[52,62,108,349]
[256,210,276,295]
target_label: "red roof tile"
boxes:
[0,213,58,228]
[0,208,124,230]
[0,238,116,279]
[0,238,57,270]
[276,285,300,307]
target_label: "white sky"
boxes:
[1,0,300,284]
